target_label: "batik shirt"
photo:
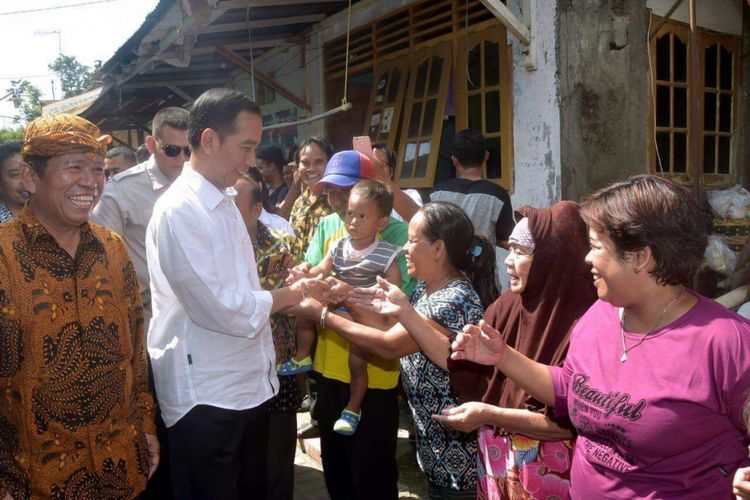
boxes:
[0,208,155,499]
[252,221,304,413]
[288,187,332,260]
[0,202,12,224]
[401,279,483,491]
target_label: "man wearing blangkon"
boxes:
[146,88,325,499]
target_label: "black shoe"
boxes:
[297,394,311,413]
[297,421,320,439]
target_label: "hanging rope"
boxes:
[246,5,256,100]
[340,0,353,107]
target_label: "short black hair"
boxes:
[293,137,334,165]
[0,141,22,174]
[453,129,486,167]
[256,146,284,172]
[135,143,150,163]
[188,88,261,149]
[351,179,393,218]
[152,107,189,138]
[106,146,137,164]
[240,174,264,205]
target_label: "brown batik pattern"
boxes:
[50,458,133,500]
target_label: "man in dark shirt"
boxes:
[257,146,289,213]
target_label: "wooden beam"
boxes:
[166,85,196,103]
[123,78,229,89]
[217,0,343,8]
[479,0,531,45]
[216,45,311,111]
[688,0,702,200]
[201,14,326,34]
[191,39,287,55]
[649,0,686,40]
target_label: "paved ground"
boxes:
[293,398,428,499]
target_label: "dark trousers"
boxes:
[315,376,399,500]
[167,403,269,500]
[266,411,297,500]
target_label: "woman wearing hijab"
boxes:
[436,201,597,499]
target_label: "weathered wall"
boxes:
[742,2,750,189]
[647,0,742,35]
[558,0,649,202]
[506,0,562,209]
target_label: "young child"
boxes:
[280,179,402,435]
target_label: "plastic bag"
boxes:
[704,235,737,276]
[707,185,750,219]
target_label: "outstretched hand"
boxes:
[286,262,312,285]
[347,276,409,316]
[431,402,492,433]
[450,320,507,366]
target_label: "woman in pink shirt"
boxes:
[452,175,750,499]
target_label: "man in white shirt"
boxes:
[146,88,323,500]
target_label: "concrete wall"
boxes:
[742,2,750,189]
[647,0,742,35]
[557,0,649,202]
[506,0,562,209]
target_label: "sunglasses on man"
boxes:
[157,141,191,158]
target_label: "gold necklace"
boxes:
[619,287,684,363]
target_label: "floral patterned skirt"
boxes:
[477,426,573,500]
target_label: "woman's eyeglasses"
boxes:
[158,142,191,158]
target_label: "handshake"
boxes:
[285,262,352,306]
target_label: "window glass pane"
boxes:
[485,91,500,134]
[704,92,717,131]
[673,87,686,128]
[468,44,481,91]
[656,132,671,172]
[375,75,388,104]
[718,136,730,174]
[428,57,443,96]
[719,93,732,133]
[408,102,423,138]
[656,85,670,128]
[386,68,402,104]
[673,37,687,82]
[484,41,500,87]
[414,60,428,99]
[719,45,733,90]
[673,132,686,173]
[705,45,718,88]
[401,142,417,178]
[468,94,482,130]
[486,137,501,179]
[414,141,430,178]
[656,35,670,81]
[421,99,436,136]
[703,135,716,173]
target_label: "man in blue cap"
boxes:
[299,150,415,500]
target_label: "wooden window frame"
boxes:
[455,26,514,190]
[362,60,410,152]
[648,15,741,187]
[394,42,453,188]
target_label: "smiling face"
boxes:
[585,228,636,305]
[25,153,105,230]
[403,211,440,279]
[0,153,29,210]
[298,143,328,187]
[505,243,534,294]
[205,111,262,189]
[345,191,388,245]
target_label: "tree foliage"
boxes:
[49,54,100,98]
[7,79,42,124]
[0,128,24,143]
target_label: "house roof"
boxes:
[82,0,360,133]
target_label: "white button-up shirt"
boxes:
[146,166,278,427]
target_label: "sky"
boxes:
[0,0,159,128]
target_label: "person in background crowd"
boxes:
[442,201,597,499]
[452,175,750,499]
[283,161,296,188]
[0,141,28,223]
[136,143,151,163]
[91,106,190,499]
[430,129,513,289]
[288,137,335,259]
[234,175,301,500]
[104,146,138,179]
[299,202,498,499]
[0,113,157,499]
[372,143,422,223]
[146,88,326,500]
[257,146,290,213]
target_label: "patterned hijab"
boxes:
[22,113,111,161]
[449,201,598,413]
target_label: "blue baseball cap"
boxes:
[312,150,376,193]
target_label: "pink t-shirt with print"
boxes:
[551,293,750,499]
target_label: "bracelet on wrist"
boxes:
[320,305,329,329]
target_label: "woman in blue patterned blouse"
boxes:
[307,202,499,499]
